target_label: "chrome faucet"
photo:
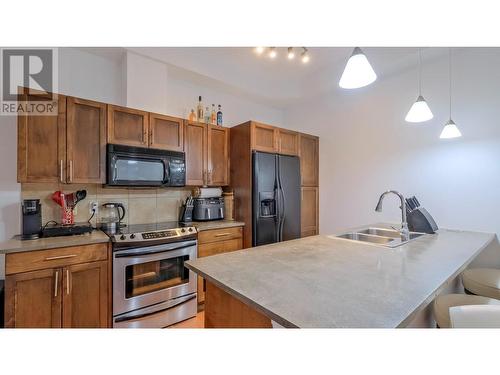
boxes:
[375,190,410,241]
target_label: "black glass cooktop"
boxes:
[102,221,190,236]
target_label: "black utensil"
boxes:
[413,196,420,208]
[75,190,87,204]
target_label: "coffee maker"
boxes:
[21,199,42,240]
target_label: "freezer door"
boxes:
[277,155,301,241]
[252,152,279,246]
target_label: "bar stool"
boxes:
[433,293,500,328]
[462,268,500,300]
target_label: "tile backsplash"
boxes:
[21,183,191,226]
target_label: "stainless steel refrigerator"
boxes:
[252,151,301,246]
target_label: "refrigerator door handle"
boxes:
[279,185,286,241]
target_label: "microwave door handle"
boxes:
[163,160,171,184]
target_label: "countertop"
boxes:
[185,224,497,328]
[0,220,245,255]
[0,230,110,255]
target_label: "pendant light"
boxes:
[339,47,377,89]
[440,48,462,139]
[405,48,433,123]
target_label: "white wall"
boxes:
[285,48,500,235]
[124,51,284,126]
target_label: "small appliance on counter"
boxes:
[191,187,224,221]
[99,202,126,232]
[405,196,438,234]
[42,222,93,238]
[21,199,42,240]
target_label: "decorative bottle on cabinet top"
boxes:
[210,104,216,125]
[197,96,204,122]
[216,104,223,126]
[204,106,210,124]
[188,109,197,122]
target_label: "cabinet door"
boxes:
[197,237,243,304]
[62,261,108,328]
[107,105,149,147]
[66,97,106,183]
[207,125,229,186]
[301,187,319,237]
[299,133,319,186]
[17,91,66,183]
[278,129,299,156]
[149,113,184,151]
[251,122,278,153]
[184,121,207,186]
[4,268,62,328]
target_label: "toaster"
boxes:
[193,197,224,221]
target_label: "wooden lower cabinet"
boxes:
[301,187,319,237]
[4,244,110,328]
[62,261,108,328]
[4,268,62,328]
[197,227,243,304]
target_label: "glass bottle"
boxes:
[188,109,197,122]
[204,106,210,124]
[197,96,204,122]
[210,104,216,125]
[216,104,223,126]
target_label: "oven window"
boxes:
[125,255,190,298]
[115,158,164,182]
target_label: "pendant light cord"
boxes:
[449,48,452,118]
[418,48,422,95]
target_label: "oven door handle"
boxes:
[115,242,196,258]
[114,293,196,323]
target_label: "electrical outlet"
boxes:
[89,201,98,215]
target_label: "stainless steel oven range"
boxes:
[105,222,198,328]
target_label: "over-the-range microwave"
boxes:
[106,144,185,187]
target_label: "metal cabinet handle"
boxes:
[214,232,231,237]
[69,160,73,182]
[54,270,59,297]
[66,269,70,295]
[59,160,64,183]
[45,254,77,261]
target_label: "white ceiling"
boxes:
[81,47,450,107]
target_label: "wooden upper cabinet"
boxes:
[278,129,299,156]
[107,105,149,147]
[251,122,278,153]
[62,261,108,328]
[17,91,66,183]
[299,133,319,186]
[149,113,184,151]
[184,121,207,185]
[207,125,229,186]
[66,97,106,183]
[5,268,62,328]
[301,186,319,237]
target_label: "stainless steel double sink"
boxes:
[333,227,426,248]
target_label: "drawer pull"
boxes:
[45,254,77,261]
[214,233,231,237]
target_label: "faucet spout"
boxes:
[374,190,410,241]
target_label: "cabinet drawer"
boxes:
[6,243,108,275]
[198,227,243,244]
[198,238,243,258]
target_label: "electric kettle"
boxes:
[100,202,126,232]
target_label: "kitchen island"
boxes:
[185,224,499,328]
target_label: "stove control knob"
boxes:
[130,234,136,239]
[188,227,193,232]
[181,228,186,233]
[119,235,126,241]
